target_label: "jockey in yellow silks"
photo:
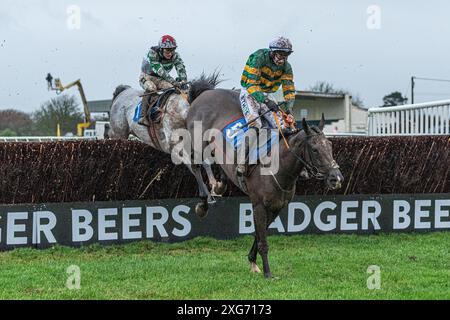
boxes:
[240,36,296,131]
[237,37,298,178]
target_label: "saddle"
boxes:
[142,87,176,124]
[141,87,176,150]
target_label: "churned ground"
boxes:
[0,232,449,300]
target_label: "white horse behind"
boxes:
[108,85,187,153]
[107,73,226,213]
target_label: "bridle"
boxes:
[268,129,340,195]
[283,129,340,180]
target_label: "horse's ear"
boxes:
[318,113,325,131]
[302,118,310,134]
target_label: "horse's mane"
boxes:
[188,71,222,103]
[112,84,131,102]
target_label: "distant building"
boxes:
[87,99,111,120]
[291,91,368,134]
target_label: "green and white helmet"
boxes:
[269,36,293,54]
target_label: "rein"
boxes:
[269,170,296,195]
[273,118,323,179]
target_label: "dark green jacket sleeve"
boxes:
[281,63,295,113]
[174,54,187,82]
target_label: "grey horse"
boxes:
[108,74,226,204]
[186,88,344,278]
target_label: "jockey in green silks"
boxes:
[138,34,187,126]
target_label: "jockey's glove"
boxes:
[172,81,182,88]
[173,80,189,90]
[180,81,189,90]
[264,98,280,112]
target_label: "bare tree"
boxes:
[309,81,364,107]
[308,81,336,94]
[0,109,34,136]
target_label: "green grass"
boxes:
[1,232,450,299]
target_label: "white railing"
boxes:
[0,136,97,142]
[368,99,450,136]
[325,132,367,137]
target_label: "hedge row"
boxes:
[0,136,449,204]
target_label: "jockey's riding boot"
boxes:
[236,141,250,194]
[236,126,259,178]
[236,152,248,178]
[138,96,151,127]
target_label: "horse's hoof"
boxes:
[250,262,261,274]
[264,272,273,279]
[195,201,208,218]
[213,181,227,196]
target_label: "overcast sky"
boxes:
[1,0,450,113]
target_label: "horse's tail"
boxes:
[111,85,131,104]
[188,71,222,103]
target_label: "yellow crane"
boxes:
[46,73,91,136]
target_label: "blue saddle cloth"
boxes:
[133,101,142,122]
[133,102,162,122]
[222,117,279,163]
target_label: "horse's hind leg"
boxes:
[253,204,272,278]
[249,215,275,274]
[188,164,215,218]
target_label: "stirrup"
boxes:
[150,110,162,123]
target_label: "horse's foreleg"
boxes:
[203,161,217,187]
[248,237,261,273]
[203,161,227,196]
[188,164,214,202]
[253,204,272,278]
